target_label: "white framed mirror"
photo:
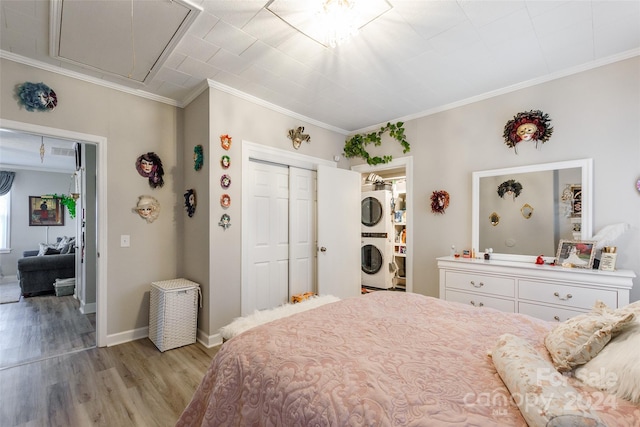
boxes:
[472,159,593,263]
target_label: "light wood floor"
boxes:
[0,287,95,369]
[0,338,220,426]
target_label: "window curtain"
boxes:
[0,171,15,196]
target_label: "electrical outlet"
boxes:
[120,235,130,247]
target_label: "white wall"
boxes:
[1,58,181,340]
[351,56,640,302]
[1,169,76,276]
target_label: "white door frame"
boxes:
[0,119,108,347]
[352,157,414,293]
[241,141,335,315]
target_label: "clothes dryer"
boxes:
[361,235,395,289]
[361,190,393,235]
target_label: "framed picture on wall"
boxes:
[571,185,582,217]
[29,196,64,226]
[556,239,596,269]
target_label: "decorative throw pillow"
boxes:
[544,301,635,372]
[492,334,605,427]
[574,302,640,404]
[37,243,59,256]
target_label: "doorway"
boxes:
[0,119,106,354]
[352,157,414,293]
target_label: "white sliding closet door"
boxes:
[246,161,290,311]
[289,167,317,297]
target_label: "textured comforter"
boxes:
[177,292,639,426]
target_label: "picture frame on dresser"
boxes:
[555,239,596,269]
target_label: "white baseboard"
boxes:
[0,275,18,284]
[106,326,149,347]
[105,327,222,349]
[80,301,96,314]
[197,328,222,348]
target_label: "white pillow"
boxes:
[574,301,640,404]
[37,243,59,256]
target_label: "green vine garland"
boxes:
[343,122,410,165]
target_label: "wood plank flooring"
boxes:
[0,339,220,426]
[0,287,95,369]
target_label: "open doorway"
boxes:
[352,157,413,293]
[0,121,103,369]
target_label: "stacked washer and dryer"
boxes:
[361,189,395,289]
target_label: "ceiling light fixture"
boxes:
[318,0,358,48]
[266,0,392,48]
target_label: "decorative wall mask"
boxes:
[489,212,500,226]
[220,193,231,208]
[184,189,196,217]
[220,134,232,150]
[218,213,231,230]
[521,204,534,219]
[194,145,204,171]
[288,126,310,149]
[221,155,230,169]
[136,152,165,188]
[502,110,553,152]
[430,190,450,214]
[497,180,523,199]
[220,174,231,189]
[132,195,160,223]
[17,82,57,111]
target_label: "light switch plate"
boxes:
[120,235,130,247]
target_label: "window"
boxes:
[0,192,10,251]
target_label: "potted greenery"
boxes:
[43,193,78,219]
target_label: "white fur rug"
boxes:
[220,295,340,340]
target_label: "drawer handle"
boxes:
[553,292,573,301]
[470,301,484,307]
[470,281,484,288]
[553,316,561,322]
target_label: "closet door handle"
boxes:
[553,292,572,301]
[470,281,484,288]
[319,247,327,252]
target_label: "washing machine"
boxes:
[361,236,395,289]
[361,190,393,235]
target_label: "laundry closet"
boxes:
[360,170,407,291]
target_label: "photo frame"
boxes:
[556,239,596,269]
[29,196,64,226]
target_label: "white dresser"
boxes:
[437,256,636,322]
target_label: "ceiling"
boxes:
[0,129,78,173]
[0,0,639,136]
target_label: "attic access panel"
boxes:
[50,0,201,84]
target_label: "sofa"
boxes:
[17,237,76,297]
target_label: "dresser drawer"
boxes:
[446,290,515,313]
[518,280,617,310]
[445,271,515,297]
[519,302,585,323]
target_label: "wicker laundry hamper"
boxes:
[149,278,201,352]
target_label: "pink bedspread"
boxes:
[177,292,639,426]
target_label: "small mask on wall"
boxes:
[194,145,204,171]
[288,126,310,149]
[136,152,165,188]
[132,195,160,223]
[184,189,196,217]
[497,179,523,199]
[17,82,58,111]
[430,190,450,214]
[219,213,231,230]
[220,134,232,150]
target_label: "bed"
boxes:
[177,292,640,426]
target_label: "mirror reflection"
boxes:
[472,159,592,259]
[521,203,534,219]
